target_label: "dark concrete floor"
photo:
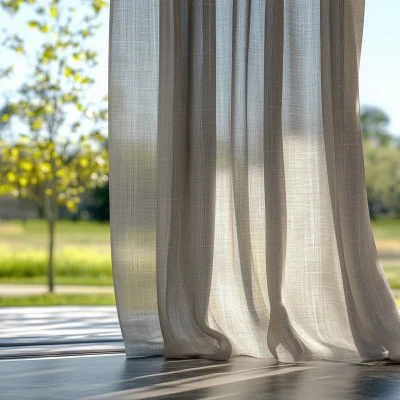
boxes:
[1,354,400,399]
[1,307,400,399]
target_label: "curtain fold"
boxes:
[109,0,400,362]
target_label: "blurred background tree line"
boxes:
[361,106,400,219]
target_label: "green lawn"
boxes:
[0,219,113,285]
[1,219,400,306]
[371,219,400,256]
[371,218,400,238]
[0,293,116,307]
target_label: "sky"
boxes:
[1,1,400,136]
[360,0,400,135]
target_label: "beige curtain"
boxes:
[108,0,400,362]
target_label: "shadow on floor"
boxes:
[1,354,400,399]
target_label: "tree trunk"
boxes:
[18,193,27,227]
[47,218,55,293]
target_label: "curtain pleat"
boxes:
[109,0,400,362]
[157,0,232,360]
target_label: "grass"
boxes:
[0,219,113,285]
[0,293,116,307]
[0,219,156,286]
[371,219,400,255]
[1,219,400,305]
[0,276,112,285]
[381,263,400,289]
[370,219,400,238]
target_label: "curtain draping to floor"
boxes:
[108,0,400,362]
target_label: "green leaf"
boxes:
[49,5,57,19]
[42,46,55,64]
[56,168,66,177]
[20,161,33,171]
[91,132,105,143]
[66,200,76,212]
[19,177,28,187]
[63,67,72,77]
[31,119,42,130]
[27,21,39,28]
[73,72,81,82]
[80,158,89,168]
[40,163,51,173]
[0,184,14,195]
[7,171,16,183]
[92,0,107,14]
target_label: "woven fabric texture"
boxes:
[108,0,400,362]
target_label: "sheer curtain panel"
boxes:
[109,0,400,362]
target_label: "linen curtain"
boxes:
[108,0,400,362]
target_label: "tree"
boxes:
[360,106,400,217]
[85,183,110,221]
[0,0,108,292]
[360,105,393,147]
[82,140,110,222]
[363,140,400,218]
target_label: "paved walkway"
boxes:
[0,284,114,297]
